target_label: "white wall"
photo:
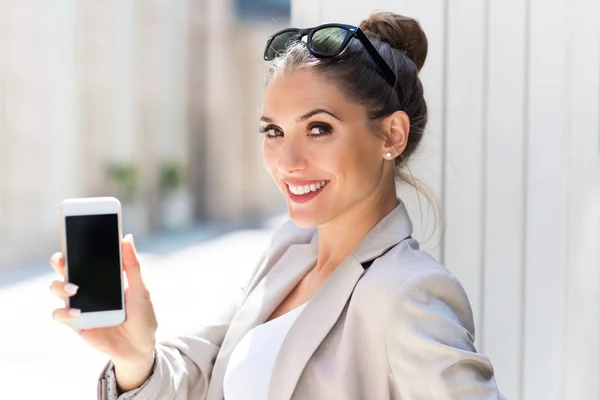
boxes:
[0,0,290,268]
[292,1,600,399]
[200,0,288,222]
[0,0,203,264]
[0,1,81,266]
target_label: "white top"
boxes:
[223,303,307,400]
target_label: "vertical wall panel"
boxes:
[291,0,322,26]
[319,1,386,26]
[48,0,79,224]
[482,0,527,398]
[523,0,569,398]
[442,0,487,347]
[564,0,600,398]
[204,0,245,221]
[114,1,137,162]
[0,0,8,245]
[292,1,600,399]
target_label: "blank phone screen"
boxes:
[65,214,123,313]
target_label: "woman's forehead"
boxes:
[266,70,340,99]
[263,70,361,120]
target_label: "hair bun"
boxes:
[359,12,428,71]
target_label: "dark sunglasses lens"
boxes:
[266,31,299,60]
[311,27,349,55]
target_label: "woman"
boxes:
[50,12,504,400]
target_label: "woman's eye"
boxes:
[260,126,283,139]
[309,124,332,136]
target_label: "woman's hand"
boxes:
[49,234,158,391]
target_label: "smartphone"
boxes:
[59,197,126,330]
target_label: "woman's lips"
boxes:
[285,180,329,204]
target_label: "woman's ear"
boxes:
[381,111,410,159]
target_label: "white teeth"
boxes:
[289,180,328,196]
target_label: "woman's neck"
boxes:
[314,194,399,274]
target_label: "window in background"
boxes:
[235,0,290,21]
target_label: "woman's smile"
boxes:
[284,180,330,204]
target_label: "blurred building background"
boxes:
[0,0,599,399]
[0,0,291,268]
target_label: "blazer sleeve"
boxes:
[97,251,268,400]
[385,270,504,400]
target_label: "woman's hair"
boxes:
[266,12,441,242]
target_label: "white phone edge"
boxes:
[59,196,126,330]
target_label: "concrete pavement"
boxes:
[0,224,279,399]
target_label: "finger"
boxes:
[122,234,145,290]
[52,307,81,324]
[50,252,65,277]
[49,280,78,299]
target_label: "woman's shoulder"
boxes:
[362,239,452,283]
[354,239,469,309]
[351,239,475,336]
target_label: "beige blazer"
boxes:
[98,200,504,399]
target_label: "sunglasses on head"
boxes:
[264,23,403,105]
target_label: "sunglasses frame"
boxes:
[264,23,403,104]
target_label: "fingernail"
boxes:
[64,283,78,294]
[69,309,81,317]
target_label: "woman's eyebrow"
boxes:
[260,109,343,124]
[296,109,343,122]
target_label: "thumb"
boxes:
[122,234,146,290]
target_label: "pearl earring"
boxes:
[385,152,392,159]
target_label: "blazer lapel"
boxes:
[206,233,319,400]
[266,200,415,400]
[267,255,366,400]
[207,199,414,400]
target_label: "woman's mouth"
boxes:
[285,180,330,204]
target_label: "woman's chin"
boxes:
[288,215,318,229]
[287,208,323,229]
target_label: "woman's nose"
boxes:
[276,138,308,174]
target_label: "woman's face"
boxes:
[261,69,390,228]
